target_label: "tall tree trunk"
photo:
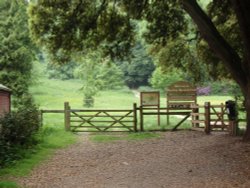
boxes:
[180,0,250,141]
[231,0,250,141]
[243,84,250,141]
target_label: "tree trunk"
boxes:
[243,86,250,141]
[180,0,250,141]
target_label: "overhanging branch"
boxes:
[180,0,247,90]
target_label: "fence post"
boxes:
[40,110,43,127]
[191,103,199,127]
[204,102,211,134]
[229,120,238,136]
[133,103,138,132]
[140,105,144,131]
[64,102,70,131]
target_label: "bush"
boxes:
[197,80,240,96]
[0,95,40,167]
[196,86,211,95]
[150,67,184,91]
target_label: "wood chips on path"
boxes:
[14,131,250,187]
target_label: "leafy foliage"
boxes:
[0,95,41,167]
[143,0,187,45]
[28,0,135,62]
[75,52,124,107]
[0,1,34,104]
[196,0,242,80]
[118,42,155,88]
[150,67,184,91]
[46,61,77,80]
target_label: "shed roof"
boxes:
[0,84,11,92]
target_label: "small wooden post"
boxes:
[229,120,238,136]
[221,103,225,130]
[191,103,199,127]
[157,104,160,126]
[64,102,70,131]
[140,105,144,131]
[133,103,138,132]
[167,100,170,125]
[40,110,43,127]
[204,102,211,134]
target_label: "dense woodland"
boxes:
[0,0,250,170]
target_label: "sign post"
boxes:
[140,91,160,126]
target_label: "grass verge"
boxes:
[90,132,161,143]
[0,181,19,188]
[0,127,77,178]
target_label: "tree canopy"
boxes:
[28,0,250,141]
[0,0,34,105]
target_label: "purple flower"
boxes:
[197,86,211,96]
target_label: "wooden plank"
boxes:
[168,96,196,101]
[210,105,226,108]
[204,102,211,134]
[172,114,190,131]
[41,110,64,113]
[64,102,70,131]
[191,113,205,116]
[70,109,133,112]
[70,115,134,118]
[71,120,134,123]
[133,103,137,132]
[70,126,134,128]
[143,112,190,115]
[142,107,192,110]
[191,120,205,124]
[167,90,196,93]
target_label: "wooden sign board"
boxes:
[166,81,197,125]
[140,91,160,106]
[167,81,197,109]
[140,91,160,126]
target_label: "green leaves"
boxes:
[0,0,34,102]
[144,0,187,45]
[75,52,124,107]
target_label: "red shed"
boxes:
[0,84,11,117]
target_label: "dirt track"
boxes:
[16,131,250,188]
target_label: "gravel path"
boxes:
[15,131,250,188]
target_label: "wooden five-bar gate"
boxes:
[64,102,137,132]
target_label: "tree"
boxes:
[46,61,77,80]
[28,0,250,141]
[150,67,185,91]
[180,0,250,141]
[118,42,155,88]
[75,52,124,107]
[0,0,34,105]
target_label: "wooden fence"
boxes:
[191,102,238,135]
[40,101,239,135]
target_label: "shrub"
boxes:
[196,86,211,96]
[0,95,40,167]
[150,67,184,91]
